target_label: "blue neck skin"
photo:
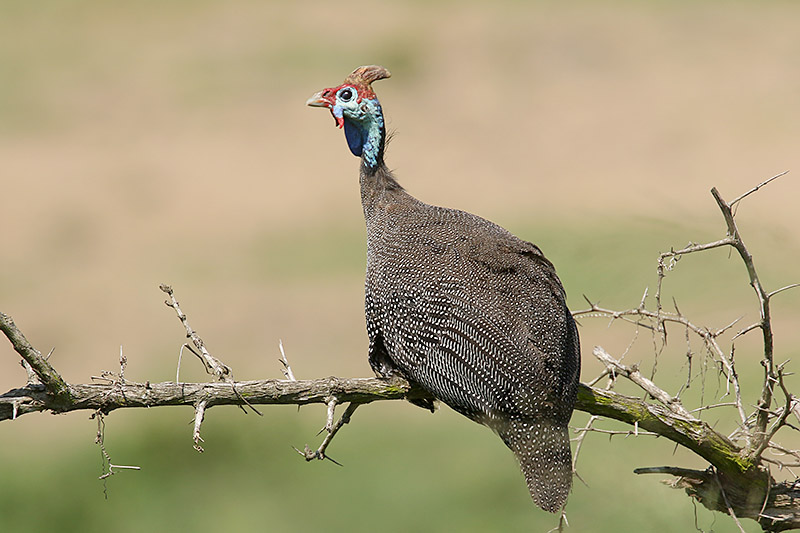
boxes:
[341,98,385,174]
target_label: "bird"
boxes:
[306,65,580,512]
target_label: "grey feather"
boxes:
[309,66,581,512]
[363,171,580,512]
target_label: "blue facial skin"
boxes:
[332,90,385,171]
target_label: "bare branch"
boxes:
[160,284,233,382]
[769,283,800,299]
[0,312,70,405]
[0,375,426,422]
[571,415,600,475]
[593,346,694,420]
[709,187,778,458]
[576,385,753,478]
[295,402,360,465]
[729,170,789,208]
[576,296,749,427]
[2,174,797,530]
[573,426,659,438]
[751,368,796,461]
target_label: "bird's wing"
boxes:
[384,268,577,512]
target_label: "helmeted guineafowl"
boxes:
[307,65,581,512]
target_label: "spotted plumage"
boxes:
[307,65,580,512]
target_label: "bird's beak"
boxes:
[307,89,345,128]
[306,90,332,108]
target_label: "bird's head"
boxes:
[307,65,391,165]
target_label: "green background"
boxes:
[2,1,800,531]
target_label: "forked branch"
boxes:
[1,174,798,531]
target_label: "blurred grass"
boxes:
[0,405,761,533]
[2,217,794,533]
[2,0,800,532]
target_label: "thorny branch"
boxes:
[709,185,780,459]
[573,174,800,531]
[1,175,799,530]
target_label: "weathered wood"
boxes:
[576,384,756,478]
[0,313,71,406]
[0,376,423,421]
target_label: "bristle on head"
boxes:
[343,65,391,99]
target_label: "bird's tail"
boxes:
[501,418,573,513]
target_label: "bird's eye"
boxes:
[339,88,355,102]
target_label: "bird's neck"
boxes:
[360,162,405,221]
[351,99,406,219]
[344,98,386,173]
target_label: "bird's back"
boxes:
[364,185,580,511]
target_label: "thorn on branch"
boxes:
[193,400,207,453]
[119,345,127,381]
[98,463,142,481]
[278,340,296,381]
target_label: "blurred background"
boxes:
[2,1,799,531]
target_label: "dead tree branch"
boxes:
[573,174,800,531]
[0,312,70,407]
[1,174,798,530]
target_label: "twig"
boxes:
[729,170,788,208]
[98,464,142,479]
[576,300,748,426]
[93,410,140,485]
[573,426,659,438]
[294,402,360,465]
[750,368,795,460]
[709,187,778,458]
[160,284,232,382]
[160,285,262,415]
[547,511,569,533]
[572,415,599,471]
[732,322,762,341]
[592,346,695,420]
[634,466,711,479]
[689,402,739,414]
[768,283,800,299]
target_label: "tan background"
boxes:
[2,2,799,531]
